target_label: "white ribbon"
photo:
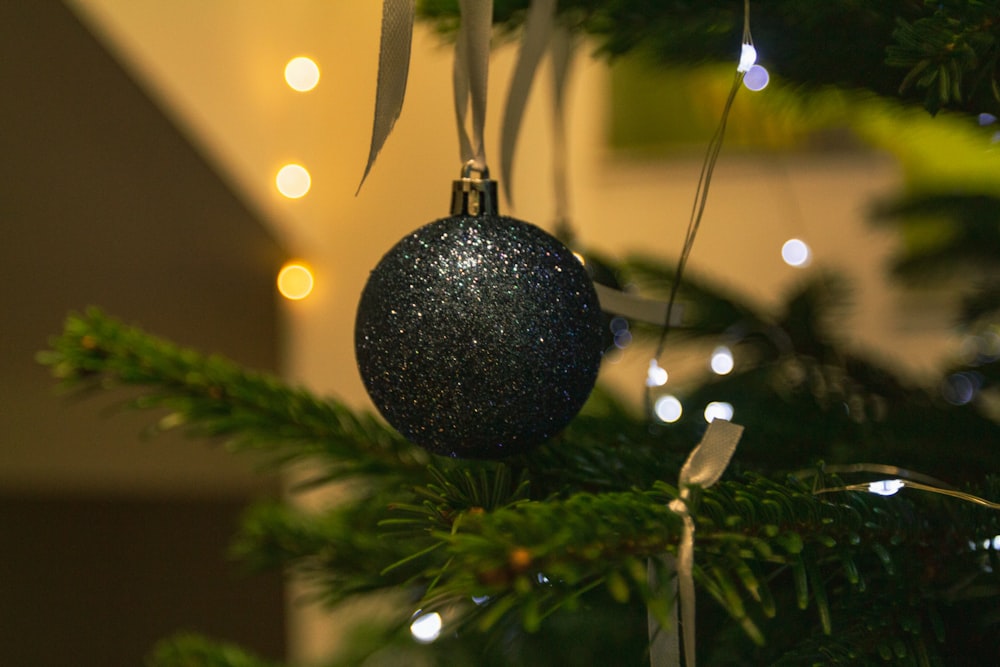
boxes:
[548,24,575,229]
[453,0,493,171]
[499,0,556,204]
[650,419,744,667]
[358,0,416,193]
[358,0,494,187]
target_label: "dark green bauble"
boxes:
[355,213,604,459]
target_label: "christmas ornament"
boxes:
[355,170,604,458]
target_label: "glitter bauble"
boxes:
[355,213,604,459]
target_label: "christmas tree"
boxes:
[39,2,1000,665]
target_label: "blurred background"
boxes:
[2,1,993,664]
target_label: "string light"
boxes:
[284,56,320,92]
[710,346,734,375]
[276,164,311,198]
[737,44,757,72]
[868,479,905,496]
[654,395,683,423]
[781,238,811,267]
[704,401,734,423]
[646,359,668,387]
[277,261,315,300]
[743,64,770,91]
[409,611,442,643]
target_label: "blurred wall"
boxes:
[0,1,286,663]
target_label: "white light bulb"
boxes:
[654,395,683,423]
[781,239,811,267]
[710,346,734,375]
[738,43,757,72]
[868,479,904,496]
[410,611,443,643]
[647,359,668,387]
[704,401,734,423]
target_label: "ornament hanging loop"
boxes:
[452,160,498,216]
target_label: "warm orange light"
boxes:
[277,262,315,300]
[284,56,320,92]
[276,164,311,198]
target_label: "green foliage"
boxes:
[38,307,428,484]
[39,299,1000,664]
[888,1,1000,115]
[147,634,282,667]
[417,0,1000,116]
[873,192,1000,323]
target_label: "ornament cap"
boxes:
[451,161,498,216]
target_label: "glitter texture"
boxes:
[355,214,604,459]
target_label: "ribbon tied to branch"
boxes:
[650,419,744,667]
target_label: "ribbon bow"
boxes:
[650,419,744,667]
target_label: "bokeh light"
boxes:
[781,238,811,267]
[277,261,315,300]
[710,346,734,375]
[941,372,979,406]
[276,164,311,198]
[410,611,442,644]
[654,395,683,423]
[704,401,734,422]
[646,359,668,387]
[284,56,320,92]
[743,64,770,91]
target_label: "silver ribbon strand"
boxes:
[650,419,744,667]
[549,24,576,230]
[499,0,556,205]
[357,0,416,193]
[453,0,493,171]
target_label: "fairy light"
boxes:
[743,64,770,91]
[704,401,734,423]
[781,239,811,267]
[284,56,320,92]
[277,262,315,300]
[410,611,442,643]
[738,43,757,72]
[276,164,311,198]
[654,395,683,423]
[868,479,905,496]
[942,372,979,405]
[710,346,734,375]
[610,317,632,349]
[646,359,668,387]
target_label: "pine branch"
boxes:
[38,308,428,483]
[147,634,283,667]
[417,0,1000,116]
[410,472,1000,653]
